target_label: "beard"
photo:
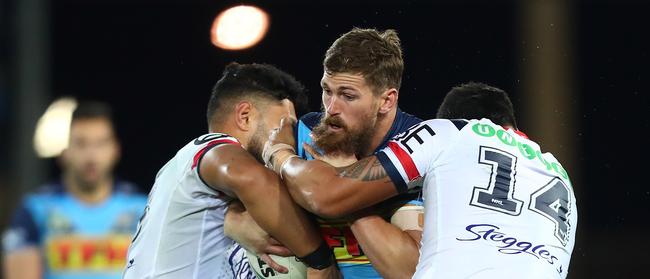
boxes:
[68,165,108,194]
[311,111,377,157]
[247,120,269,164]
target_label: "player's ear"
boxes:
[234,101,253,131]
[378,88,398,114]
[111,137,122,166]
[58,148,70,167]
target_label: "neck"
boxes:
[63,172,113,205]
[361,108,397,157]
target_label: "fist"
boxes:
[268,116,297,150]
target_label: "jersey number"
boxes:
[470,147,572,245]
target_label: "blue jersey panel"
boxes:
[3,182,147,279]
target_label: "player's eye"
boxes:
[342,94,356,101]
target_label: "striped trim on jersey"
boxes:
[192,134,240,191]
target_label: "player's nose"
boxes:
[324,95,341,116]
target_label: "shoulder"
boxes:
[193,133,240,147]
[396,110,423,129]
[199,142,271,195]
[31,182,65,196]
[20,183,66,207]
[298,112,322,130]
[297,112,322,157]
[397,119,465,141]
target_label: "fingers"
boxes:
[265,245,293,257]
[259,253,289,274]
[280,116,297,129]
[267,237,282,246]
[266,237,293,257]
[303,143,323,160]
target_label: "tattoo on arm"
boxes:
[339,156,390,182]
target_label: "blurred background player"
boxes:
[226,28,424,279]
[1,101,147,279]
[265,82,577,278]
[123,63,339,279]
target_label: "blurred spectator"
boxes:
[2,101,147,279]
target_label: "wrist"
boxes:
[297,241,335,270]
[271,150,298,177]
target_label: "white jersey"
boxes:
[377,119,577,279]
[123,133,241,279]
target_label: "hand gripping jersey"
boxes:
[1,182,146,279]
[123,133,241,279]
[296,109,422,279]
[377,119,578,278]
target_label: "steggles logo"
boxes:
[456,224,564,275]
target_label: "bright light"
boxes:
[33,97,78,158]
[210,5,269,50]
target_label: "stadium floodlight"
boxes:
[210,5,269,50]
[33,97,78,158]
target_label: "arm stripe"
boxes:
[192,139,239,169]
[387,142,421,180]
[376,152,408,194]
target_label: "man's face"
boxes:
[62,118,120,190]
[248,99,296,163]
[312,71,380,156]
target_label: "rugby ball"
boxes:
[246,249,307,279]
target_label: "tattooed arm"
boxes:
[278,154,399,219]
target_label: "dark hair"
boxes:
[72,101,114,123]
[324,28,404,94]
[436,82,517,128]
[207,63,307,125]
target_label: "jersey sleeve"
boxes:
[2,205,40,253]
[377,119,459,194]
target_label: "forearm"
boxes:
[3,248,42,279]
[280,156,340,215]
[235,172,322,257]
[224,200,244,239]
[223,205,262,254]
[350,215,419,279]
[281,156,398,218]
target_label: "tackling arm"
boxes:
[200,144,336,272]
[263,118,402,218]
[349,203,423,279]
[279,154,400,218]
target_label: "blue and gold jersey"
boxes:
[2,182,147,279]
[296,109,422,278]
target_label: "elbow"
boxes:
[307,193,347,219]
[311,205,344,219]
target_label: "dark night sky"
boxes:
[2,0,649,277]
